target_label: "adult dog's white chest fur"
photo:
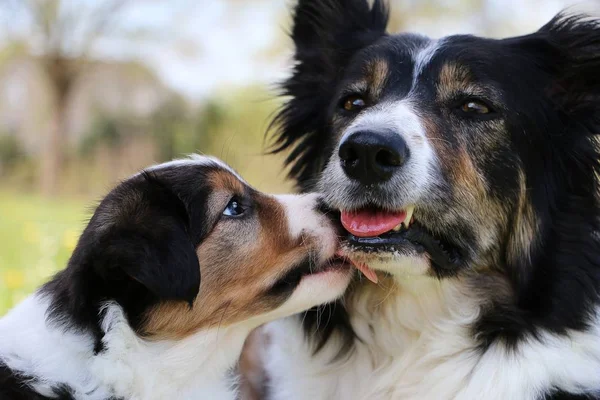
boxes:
[265,276,600,400]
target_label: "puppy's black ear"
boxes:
[88,173,201,305]
[100,226,200,305]
[269,0,388,191]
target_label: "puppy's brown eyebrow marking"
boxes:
[208,169,246,194]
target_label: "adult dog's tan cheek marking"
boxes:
[421,116,452,172]
[422,115,488,197]
[453,149,487,197]
[421,114,504,251]
[507,170,538,267]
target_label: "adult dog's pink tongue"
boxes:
[341,209,406,237]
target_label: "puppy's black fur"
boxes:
[0,164,220,398]
[42,168,209,352]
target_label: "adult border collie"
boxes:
[265,0,600,398]
[0,155,353,399]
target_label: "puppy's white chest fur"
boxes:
[266,277,600,400]
[0,295,245,400]
[89,304,246,400]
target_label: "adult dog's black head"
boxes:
[271,0,600,345]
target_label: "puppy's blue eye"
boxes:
[223,197,245,217]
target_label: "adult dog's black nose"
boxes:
[338,131,409,184]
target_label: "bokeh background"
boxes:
[0,0,596,315]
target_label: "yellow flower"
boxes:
[2,269,25,290]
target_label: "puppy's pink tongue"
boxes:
[341,209,406,237]
[352,260,379,284]
[335,251,379,284]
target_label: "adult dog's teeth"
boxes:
[392,224,402,232]
[404,206,415,228]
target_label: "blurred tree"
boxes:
[151,97,189,162]
[0,133,24,176]
[149,96,210,162]
[80,114,122,157]
[0,0,185,196]
[0,0,135,196]
[194,100,226,154]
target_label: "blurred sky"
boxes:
[2,0,598,102]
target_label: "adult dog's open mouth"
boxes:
[339,206,464,280]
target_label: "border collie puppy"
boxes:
[265,0,600,399]
[0,155,353,400]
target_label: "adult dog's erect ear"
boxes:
[513,14,600,120]
[269,0,388,191]
[540,14,600,118]
[290,0,389,63]
[80,172,201,306]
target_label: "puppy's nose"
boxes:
[338,130,409,184]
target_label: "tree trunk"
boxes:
[40,57,75,197]
[40,98,67,196]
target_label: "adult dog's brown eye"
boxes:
[460,100,490,114]
[342,95,366,111]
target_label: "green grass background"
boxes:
[0,191,89,315]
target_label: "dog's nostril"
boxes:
[375,148,403,167]
[339,143,359,165]
[338,130,409,185]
